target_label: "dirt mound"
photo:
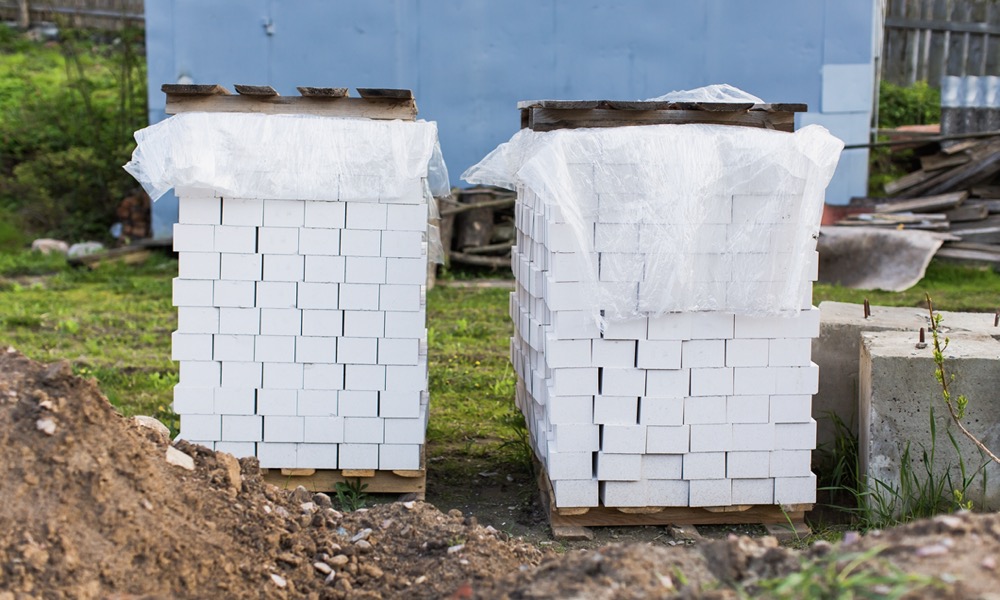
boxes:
[2,346,998,599]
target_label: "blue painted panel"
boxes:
[824,0,875,64]
[172,0,269,91]
[822,64,875,113]
[823,148,869,204]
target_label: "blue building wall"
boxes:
[145,0,877,238]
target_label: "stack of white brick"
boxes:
[171,183,429,471]
[510,180,821,508]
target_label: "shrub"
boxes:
[878,81,941,129]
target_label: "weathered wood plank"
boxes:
[262,467,426,497]
[944,203,990,222]
[162,83,231,96]
[165,95,417,120]
[296,87,349,98]
[526,108,795,132]
[884,168,944,195]
[356,88,414,100]
[234,84,279,97]
[873,191,968,213]
[920,152,970,171]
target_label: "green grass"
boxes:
[814,261,1000,312]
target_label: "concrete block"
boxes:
[296,443,339,469]
[298,283,340,310]
[337,283,377,310]
[683,395,727,424]
[733,367,777,396]
[683,452,726,480]
[735,307,820,339]
[295,336,337,363]
[387,258,427,285]
[769,338,812,367]
[726,339,770,368]
[860,331,1000,508]
[299,228,341,256]
[263,362,305,389]
[297,390,338,416]
[263,199,305,227]
[222,198,263,226]
[301,310,344,337]
[380,285,422,312]
[383,417,426,444]
[638,396,683,426]
[178,252,220,280]
[264,415,304,442]
[346,256,387,284]
[773,364,820,395]
[733,423,776,451]
[646,425,689,454]
[172,387,214,414]
[213,280,256,308]
[636,340,681,370]
[302,363,345,390]
[212,334,255,362]
[180,414,221,440]
[727,394,770,423]
[257,389,298,416]
[214,442,255,457]
[340,229,381,257]
[263,254,305,282]
[384,364,426,391]
[547,452,595,480]
[173,224,214,252]
[222,415,262,441]
[338,444,379,469]
[548,395,594,424]
[178,196,221,224]
[379,391,422,418]
[595,453,642,481]
[343,311,386,338]
[682,340,726,369]
[345,364,387,390]
[601,368,646,396]
[690,423,732,452]
[552,479,599,508]
[645,369,690,397]
[344,417,384,443]
[600,480,648,506]
[257,443,296,468]
[338,337,378,364]
[690,368,733,396]
[256,282,297,308]
[177,307,219,333]
[214,225,257,254]
[647,479,689,506]
[770,450,813,478]
[647,313,691,340]
[179,361,221,387]
[689,313,734,340]
[221,253,262,281]
[220,362,263,388]
[732,478,775,505]
[593,395,638,425]
[257,227,299,255]
[771,394,813,423]
[378,338,419,365]
[385,311,425,339]
[689,479,733,507]
[346,202,388,229]
[173,278,214,307]
[727,451,771,479]
[386,204,427,231]
[774,473,816,504]
[551,368,598,396]
[553,423,600,452]
[774,420,816,450]
[379,444,421,470]
[260,308,302,336]
[602,317,647,340]
[219,307,260,335]
[545,338,591,369]
[381,231,424,258]
[642,454,683,479]
[591,339,636,368]
[301,415,344,442]
[338,390,379,416]
[304,201,346,229]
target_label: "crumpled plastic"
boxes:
[645,83,765,104]
[463,123,843,321]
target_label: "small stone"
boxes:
[402,501,416,510]
[35,418,56,436]
[313,493,333,509]
[361,564,383,579]
[215,452,243,493]
[165,446,195,471]
[447,544,465,554]
[351,528,372,543]
[290,485,312,504]
[414,575,427,585]
[448,509,463,519]
[140,498,153,510]
[325,571,336,585]
[916,543,949,557]
[328,555,349,567]
[263,505,272,514]
[67,241,105,258]
[38,399,53,410]
[132,415,171,440]
[982,556,997,570]
[934,515,964,529]
[313,562,333,575]
[270,573,286,588]
[31,238,69,255]
[354,540,372,552]
[42,361,72,381]
[300,502,316,513]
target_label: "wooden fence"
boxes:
[0,0,143,29]
[882,0,1000,87]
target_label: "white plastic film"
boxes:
[463,123,843,320]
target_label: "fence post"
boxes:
[17,0,28,29]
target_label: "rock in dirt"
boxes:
[164,446,195,471]
[31,238,69,255]
[214,451,242,493]
[131,415,170,440]
[35,417,56,435]
[67,241,105,258]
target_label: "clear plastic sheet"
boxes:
[645,83,764,104]
[124,112,441,203]
[463,123,843,320]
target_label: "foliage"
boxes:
[877,81,941,130]
[0,248,69,277]
[0,25,147,243]
[333,479,370,512]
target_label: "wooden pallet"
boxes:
[163,84,417,120]
[535,462,810,540]
[262,464,426,500]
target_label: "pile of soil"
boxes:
[1,346,998,599]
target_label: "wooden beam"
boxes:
[297,87,349,98]
[165,95,417,120]
[525,107,795,132]
[873,191,968,213]
[161,83,231,97]
[234,84,279,97]
[356,88,414,100]
[884,16,1000,36]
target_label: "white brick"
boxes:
[381,231,424,258]
[594,222,638,252]
[345,364,387,390]
[379,444,421,470]
[221,253,262,281]
[296,282,341,311]
[647,313,691,340]
[179,414,221,440]
[173,387,214,414]
[547,452,594,480]
[602,317,647,340]
[638,396,683,426]
[774,473,816,504]
[599,253,644,282]
[593,396,638,425]
[214,225,257,253]
[548,395,594,424]
[304,256,346,283]
[344,417,384,443]
[379,391,421,418]
[386,204,427,231]
[346,256,387,284]
[768,338,812,366]
[215,383,257,414]
[642,454,683,479]
[340,229,381,257]
[179,361,221,387]
[264,415,304,442]
[346,202,388,229]
[773,364,819,395]
[297,390,338,416]
[689,479,733,507]
[682,452,726,480]
[726,339,770,368]
[173,224,214,252]
[690,423,732,452]
[601,368,646,396]
[299,227,341,256]
[339,390,379,416]
[178,252,221,279]
[770,450,812,477]
[296,443,339,469]
[727,451,771,479]
[178,196,221,224]
[213,280,256,308]
[774,420,816,450]
[262,362,305,389]
[734,307,820,339]
[591,339,636,368]
[545,338,591,369]
[177,307,219,333]
[304,201,346,229]
[257,227,299,254]
[303,416,344,443]
[379,285,421,312]
[383,417,425,444]
[595,453,642,481]
[222,198,264,226]
[263,199,305,227]
[338,283,378,310]
[552,423,600,452]
[552,479,599,508]
[600,480,648,506]
[543,279,588,311]
[257,389,297,416]
[257,443,296,468]
[263,254,305,282]
[260,308,301,336]
[218,307,260,335]
[733,367,776,395]
[338,337,378,364]
[220,362,263,388]
[303,363,345,390]
[601,425,646,454]
[645,369,690,397]
[343,311,385,338]
[254,335,296,363]
[301,310,344,337]
[636,340,681,370]
[683,396,727,424]
[690,368,733,396]
[256,281,297,308]
[688,313,735,339]
[214,442,255,457]
[171,332,214,361]
[551,310,601,339]
[173,278,214,307]
[339,444,380,469]
[385,364,426,391]
[647,479,689,505]
[732,478,775,504]
[682,340,726,369]
[727,394,770,423]
[770,395,812,423]
[386,258,426,285]
[378,338,418,365]
[732,423,776,451]
[221,415,262,441]
[550,368,598,396]
[295,336,337,363]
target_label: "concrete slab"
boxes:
[813,301,1000,446]
[859,331,1000,510]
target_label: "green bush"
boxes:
[878,81,941,129]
